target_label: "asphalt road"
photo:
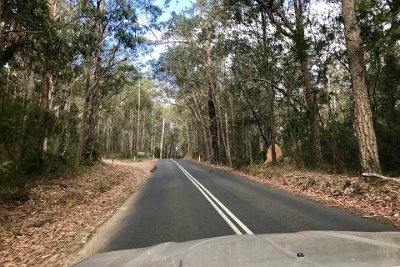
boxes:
[99,159,398,253]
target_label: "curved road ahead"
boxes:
[98,159,398,253]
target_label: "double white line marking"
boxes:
[171,160,254,235]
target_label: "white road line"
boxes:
[176,164,242,235]
[171,159,254,235]
[179,165,254,235]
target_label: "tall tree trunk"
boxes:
[136,80,141,154]
[205,30,220,163]
[160,117,165,159]
[294,0,323,167]
[51,85,69,155]
[215,91,227,163]
[38,72,52,151]
[341,0,381,174]
[75,65,91,165]
[61,84,73,156]
[38,0,56,152]
[267,88,277,164]
[225,112,232,167]
[49,0,56,18]
[151,109,156,156]
[261,8,277,164]
[207,92,219,163]
[23,67,34,103]
[129,110,133,156]
[107,118,111,154]
[189,93,211,160]
[229,94,237,165]
[85,95,98,161]
[141,107,146,150]
[247,128,253,165]
[84,0,104,162]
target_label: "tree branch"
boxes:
[237,77,308,112]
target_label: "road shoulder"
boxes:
[69,180,146,265]
[0,160,155,267]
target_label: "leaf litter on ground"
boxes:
[0,160,155,267]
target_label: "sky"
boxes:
[137,0,192,72]
[156,0,192,22]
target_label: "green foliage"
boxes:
[0,0,162,200]
[320,121,359,173]
[0,161,13,173]
[153,0,400,176]
[0,160,26,202]
[376,123,400,174]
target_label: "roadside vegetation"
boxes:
[0,160,155,266]
[0,0,163,200]
[155,0,399,179]
[1,0,399,199]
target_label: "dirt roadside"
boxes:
[194,160,400,229]
[0,160,155,267]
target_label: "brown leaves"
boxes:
[0,160,155,267]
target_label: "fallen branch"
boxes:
[362,173,399,182]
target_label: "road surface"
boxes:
[98,159,398,253]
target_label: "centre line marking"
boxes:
[171,159,254,235]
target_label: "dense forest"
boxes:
[155,0,400,175]
[0,0,399,198]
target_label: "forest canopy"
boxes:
[154,0,399,175]
[0,0,399,199]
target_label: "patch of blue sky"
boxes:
[156,0,192,22]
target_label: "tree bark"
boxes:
[188,92,211,160]
[247,128,253,165]
[341,0,381,174]
[62,84,73,156]
[208,94,219,163]
[51,85,69,155]
[215,89,227,163]
[136,80,141,154]
[293,0,323,167]
[49,0,56,18]
[267,88,277,164]
[260,8,277,164]
[38,0,56,152]
[83,0,104,162]
[38,72,52,151]
[75,65,91,165]
[128,110,133,156]
[205,30,220,163]
[160,116,165,159]
[85,99,99,161]
[141,107,146,150]
[225,112,232,167]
